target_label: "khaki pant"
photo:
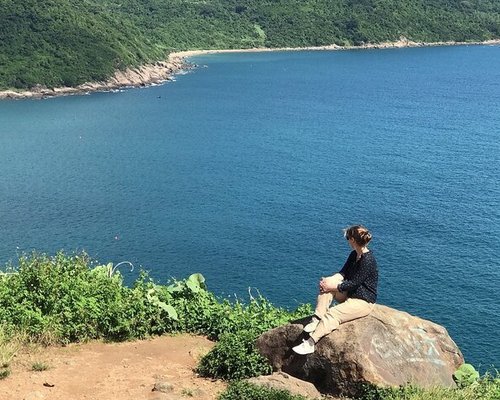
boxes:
[310,274,374,343]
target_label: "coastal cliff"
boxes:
[2,38,499,100]
[0,55,191,100]
[1,0,499,94]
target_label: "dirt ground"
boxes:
[0,334,227,400]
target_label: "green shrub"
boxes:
[191,295,310,380]
[453,363,480,387]
[0,252,309,347]
[197,330,272,380]
[0,252,313,381]
[218,380,308,400]
[0,252,187,342]
[206,296,302,340]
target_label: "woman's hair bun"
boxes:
[345,225,372,246]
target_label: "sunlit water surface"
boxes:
[1,45,499,368]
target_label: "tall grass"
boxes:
[0,326,24,366]
[0,326,27,379]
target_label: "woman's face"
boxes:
[346,236,355,249]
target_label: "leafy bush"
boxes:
[0,252,313,381]
[0,252,209,342]
[193,297,311,380]
[197,330,272,380]
[0,253,174,342]
[453,363,480,387]
[0,252,308,355]
[218,381,308,400]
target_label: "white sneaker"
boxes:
[303,317,320,333]
[292,338,315,355]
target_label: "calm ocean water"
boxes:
[0,45,499,368]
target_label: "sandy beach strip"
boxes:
[1,38,499,100]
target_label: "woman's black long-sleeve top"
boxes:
[337,250,378,303]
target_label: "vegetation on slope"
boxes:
[0,252,309,379]
[0,252,499,399]
[0,0,499,89]
[0,252,308,343]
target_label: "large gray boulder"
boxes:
[256,304,463,397]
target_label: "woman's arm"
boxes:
[319,251,356,293]
[338,250,356,277]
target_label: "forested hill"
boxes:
[1,0,499,90]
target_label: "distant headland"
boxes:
[2,0,500,99]
[1,38,499,100]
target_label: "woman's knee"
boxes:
[323,273,344,288]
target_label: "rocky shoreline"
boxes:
[1,38,499,100]
[0,53,192,100]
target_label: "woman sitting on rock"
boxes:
[293,225,378,355]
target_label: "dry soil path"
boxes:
[0,334,226,400]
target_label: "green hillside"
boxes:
[0,0,499,89]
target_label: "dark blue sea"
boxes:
[0,45,499,369]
